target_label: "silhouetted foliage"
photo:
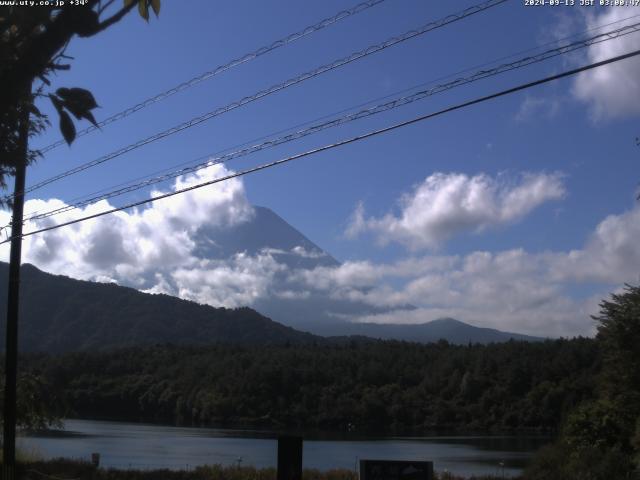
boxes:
[0,0,159,193]
[0,372,64,430]
[525,285,640,480]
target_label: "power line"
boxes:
[24,8,640,222]
[8,0,507,204]
[21,20,640,224]
[36,0,388,154]
[22,3,639,226]
[5,47,640,244]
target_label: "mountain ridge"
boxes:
[324,317,544,343]
[225,208,543,342]
[0,262,321,353]
[0,206,545,351]
[0,261,543,352]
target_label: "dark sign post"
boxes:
[277,436,303,480]
[359,460,434,480]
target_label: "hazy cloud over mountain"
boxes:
[2,165,639,337]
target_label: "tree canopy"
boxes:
[526,285,640,480]
[0,0,159,192]
[18,337,600,434]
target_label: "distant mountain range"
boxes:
[0,205,544,352]
[0,261,541,353]
[315,317,543,343]
[195,206,543,342]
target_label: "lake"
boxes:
[18,419,550,478]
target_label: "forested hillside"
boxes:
[0,263,320,352]
[23,338,599,433]
[525,285,640,479]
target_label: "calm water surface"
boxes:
[18,419,550,478]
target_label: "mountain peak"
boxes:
[6,206,543,350]
[428,317,466,326]
[193,205,339,268]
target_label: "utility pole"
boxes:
[2,91,30,470]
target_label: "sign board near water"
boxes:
[359,460,434,480]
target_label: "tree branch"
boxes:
[97,0,117,16]
[0,1,137,116]
[91,1,137,35]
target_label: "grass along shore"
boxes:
[8,459,517,480]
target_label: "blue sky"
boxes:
[3,0,640,337]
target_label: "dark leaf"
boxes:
[56,87,71,98]
[61,100,97,125]
[124,0,135,6]
[73,9,100,37]
[56,87,98,110]
[56,88,100,127]
[62,102,84,121]
[150,0,160,17]
[82,110,99,128]
[59,111,76,145]
[49,94,64,115]
[138,0,149,21]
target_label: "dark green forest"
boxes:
[19,337,598,433]
[524,285,640,480]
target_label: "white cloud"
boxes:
[548,205,640,284]
[540,11,585,46]
[0,163,254,285]
[293,260,382,290]
[291,203,640,337]
[172,252,285,308]
[346,172,565,250]
[0,163,322,310]
[572,8,640,120]
[2,164,639,338]
[291,246,327,259]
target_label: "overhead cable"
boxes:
[8,0,507,204]
[5,47,640,244]
[37,0,389,154]
[22,20,640,223]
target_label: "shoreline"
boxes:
[27,416,556,441]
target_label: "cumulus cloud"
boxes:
[2,164,639,338]
[346,172,565,250]
[0,163,254,285]
[548,205,640,284]
[572,8,640,120]
[293,202,640,337]
[172,252,285,308]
